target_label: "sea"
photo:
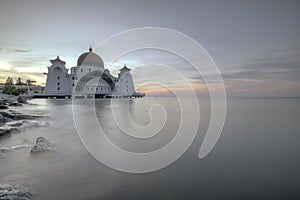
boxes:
[0,97,299,200]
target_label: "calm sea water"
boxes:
[0,97,300,200]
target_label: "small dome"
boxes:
[77,47,104,67]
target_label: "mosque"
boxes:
[42,47,144,98]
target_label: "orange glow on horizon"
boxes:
[136,82,208,95]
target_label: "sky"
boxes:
[0,0,299,97]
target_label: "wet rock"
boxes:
[0,127,19,137]
[0,94,29,108]
[6,121,24,127]
[0,147,12,156]
[0,128,11,137]
[31,137,55,153]
[0,114,12,127]
[0,111,46,138]
[0,105,9,110]
[17,96,30,104]
[17,96,28,104]
[0,114,4,126]
[0,112,13,119]
[0,111,39,121]
[0,184,32,200]
[8,102,23,107]
[0,145,32,158]
[4,120,50,131]
[1,119,49,137]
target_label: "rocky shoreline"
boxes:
[0,184,32,200]
[0,94,36,137]
[0,94,53,149]
[0,94,56,199]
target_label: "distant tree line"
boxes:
[2,76,28,95]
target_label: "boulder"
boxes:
[17,96,28,104]
[31,137,55,153]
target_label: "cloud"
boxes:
[0,48,31,54]
[222,46,300,81]
[13,49,30,53]
[189,46,300,96]
[239,47,300,71]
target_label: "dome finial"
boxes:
[89,45,93,52]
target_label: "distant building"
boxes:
[43,47,144,98]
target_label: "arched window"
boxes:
[57,76,60,80]
[57,87,60,91]
[57,82,60,85]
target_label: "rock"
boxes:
[0,147,12,156]
[0,114,4,126]
[0,111,39,121]
[8,102,23,107]
[0,114,13,126]
[4,120,50,131]
[0,128,11,137]
[0,127,19,137]
[0,105,8,110]
[0,184,32,200]
[0,110,44,137]
[17,96,28,104]
[31,137,55,153]
[6,121,24,127]
[0,111,13,119]
[0,145,32,158]
[0,95,28,107]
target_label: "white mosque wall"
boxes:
[117,72,135,96]
[44,61,72,95]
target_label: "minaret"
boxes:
[44,56,70,95]
[117,65,135,95]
